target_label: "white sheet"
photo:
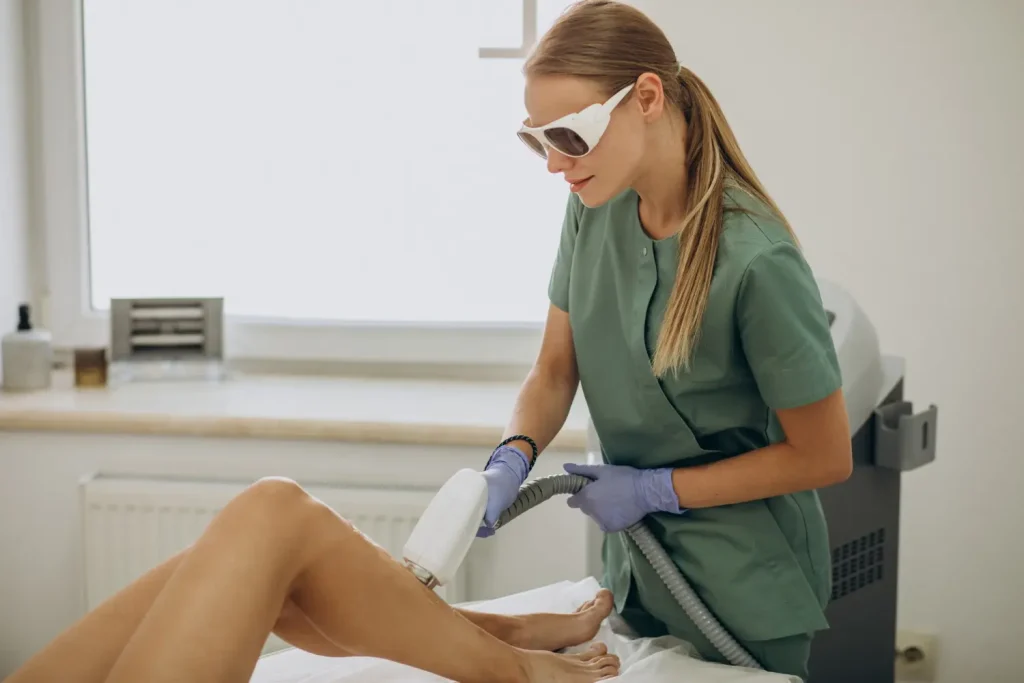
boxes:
[249,577,800,682]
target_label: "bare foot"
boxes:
[521,642,620,682]
[512,589,614,651]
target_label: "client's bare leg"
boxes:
[457,590,615,652]
[6,477,619,683]
[280,585,615,656]
[6,527,609,683]
[260,480,619,683]
[5,546,360,683]
[5,549,188,683]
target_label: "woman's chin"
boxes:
[575,183,616,209]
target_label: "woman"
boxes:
[477,1,852,680]
[8,477,620,683]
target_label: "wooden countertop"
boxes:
[0,372,591,449]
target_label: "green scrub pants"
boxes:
[618,585,812,681]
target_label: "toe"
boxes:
[574,598,595,614]
[580,590,613,619]
[577,642,607,659]
[582,590,612,611]
[591,654,620,678]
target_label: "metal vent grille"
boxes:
[831,528,885,600]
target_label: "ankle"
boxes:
[505,648,533,683]
[472,612,527,648]
[501,615,528,648]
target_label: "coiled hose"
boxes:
[493,472,762,671]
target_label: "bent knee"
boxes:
[242,477,357,532]
[232,477,320,530]
[247,476,308,503]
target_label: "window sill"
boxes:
[0,371,591,450]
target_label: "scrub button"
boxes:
[641,247,648,256]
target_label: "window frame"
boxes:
[31,0,547,369]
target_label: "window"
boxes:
[36,0,577,366]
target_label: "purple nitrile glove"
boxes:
[476,445,530,538]
[563,462,684,533]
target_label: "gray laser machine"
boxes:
[807,280,936,682]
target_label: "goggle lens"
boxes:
[544,127,590,157]
[517,131,547,158]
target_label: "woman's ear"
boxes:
[634,72,666,121]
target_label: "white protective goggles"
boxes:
[517,83,634,159]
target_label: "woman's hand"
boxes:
[476,445,530,537]
[563,463,683,533]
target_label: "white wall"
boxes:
[0,0,31,371]
[633,1,1023,681]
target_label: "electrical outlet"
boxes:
[895,630,938,681]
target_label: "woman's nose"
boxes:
[546,149,573,174]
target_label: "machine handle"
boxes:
[874,401,938,471]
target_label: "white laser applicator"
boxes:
[402,468,489,589]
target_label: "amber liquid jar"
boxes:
[74,348,108,387]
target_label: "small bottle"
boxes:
[2,303,53,392]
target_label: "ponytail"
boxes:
[650,67,795,377]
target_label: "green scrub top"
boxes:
[548,184,842,672]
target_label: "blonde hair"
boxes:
[525,0,796,377]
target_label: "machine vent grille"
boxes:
[830,528,885,601]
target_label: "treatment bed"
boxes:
[250,279,937,683]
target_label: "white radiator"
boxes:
[80,475,469,654]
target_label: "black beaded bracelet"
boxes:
[494,434,539,472]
